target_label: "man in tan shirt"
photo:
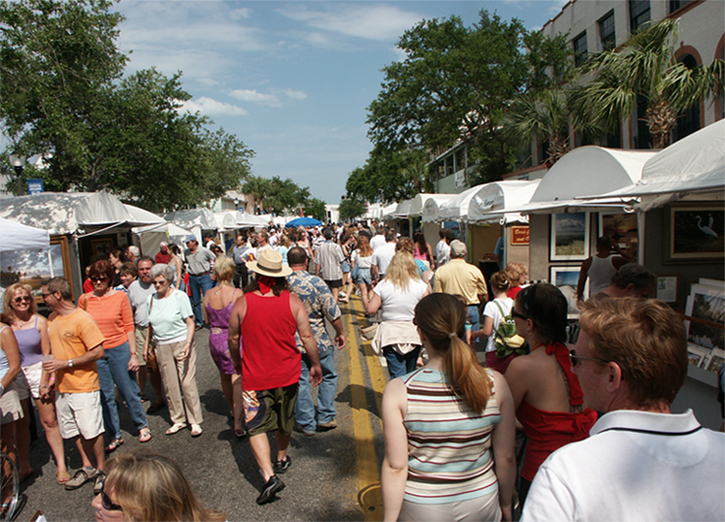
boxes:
[433,239,488,333]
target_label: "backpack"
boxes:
[493,301,528,358]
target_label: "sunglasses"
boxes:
[13,296,32,304]
[152,280,167,286]
[569,349,609,367]
[41,292,54,300]
[101,484,122,511]
[90,276,108,283]
[511,308,529,321]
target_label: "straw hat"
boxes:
[246,248,292,278]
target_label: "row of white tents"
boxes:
[382,119,723,228]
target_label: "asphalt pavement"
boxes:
[15,297,384,521]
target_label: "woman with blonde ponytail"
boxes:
[381,293,516,522]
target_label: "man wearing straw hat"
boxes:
[228,248,322,505]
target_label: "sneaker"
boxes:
[256,475,285,505]
[294,423,315,437]
[93,471,106,495]
[273,456,291,475]
[317,419,337,430]
[64,468,97,491]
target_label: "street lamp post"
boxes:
[8,153,26,196]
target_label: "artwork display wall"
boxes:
[685,279,725,375]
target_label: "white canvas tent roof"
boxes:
[467,180,542,224]
[163,208,217,230]
[133,221,193,256]
[435,184,497,223]
[123,204,164,225]
[421,195,457,223]
[410,194,455,217]
[0,192,162,235]
[578,120,725,211]
[236,212,269,227]
[505,147,657,214]
[0,217,50,252]
[393,199,413,217]
[213,212,239,231]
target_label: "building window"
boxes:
[573,32,588,67]
[629,0,650,33]
[669,0,693,14]
[598,11,616,51]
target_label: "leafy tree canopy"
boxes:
[345,147,431,204]
[338,198,367,222]
[242,175,310,215]
[303,197,327,222]
[366,9,572,183]
[0,0,254,211]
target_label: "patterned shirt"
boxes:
[287,270,341,353]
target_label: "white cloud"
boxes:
[283,89,307,100]
[198,78,219,87]
[181,97,248,116]
[230,89,281,107]
[279,5,423,42]
[229,7,251,20]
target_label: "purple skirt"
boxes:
[209,327,240,375]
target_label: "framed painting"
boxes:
[667,206,725,262]
[599,212,638,258]
[550,212,590,261]
[550,265,588,296]
[685,284,724,351]
[90,238,113,258]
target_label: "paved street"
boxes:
[16,295,386,522]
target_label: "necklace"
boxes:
[14,315,33,328]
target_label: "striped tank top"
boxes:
[402,368,501,504]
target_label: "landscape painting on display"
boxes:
[550,212,590,261]
[670,206,724,261]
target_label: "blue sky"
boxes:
[30,1,570,204]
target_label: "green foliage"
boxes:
[303,197,327,221]
[345,147,430,204]
[338,198,367,221]
[242,175,310,215]
[366,9,573,183]
[0,0,254,210]
[570,19,724,148]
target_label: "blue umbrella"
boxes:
[285,216,322,228]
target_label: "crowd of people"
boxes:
[0,222,722,521]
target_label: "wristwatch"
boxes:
[67,359,74,368]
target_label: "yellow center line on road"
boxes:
[345,296,386,521]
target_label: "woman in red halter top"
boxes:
[504,283,597,507]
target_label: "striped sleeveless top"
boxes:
[402,368,501,504]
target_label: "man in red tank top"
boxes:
[228,249,322,505]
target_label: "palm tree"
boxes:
[571,19,724,149]
[242,175,272,214]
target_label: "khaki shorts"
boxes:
[243,383,298,437]
[16,360,43,400]
[0,382,23,425]
[135,326,151,366]
[56,390,104,440]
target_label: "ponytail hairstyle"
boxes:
[489,271,510,294]
[414,293,492,412]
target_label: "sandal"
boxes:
[165,423,186,435]
[139,427,152,443]
[56,470,71,485]
[105,438,124,453]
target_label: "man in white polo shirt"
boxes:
[371,229,397,283]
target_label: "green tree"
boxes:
[367,10,572,182]
[265,177,310,215]
[571,19,724,149]
[1,0,254,210]
[345,147,430,204]
[338,198,367,221]
[303,197,327,221]
[242,175,273,214]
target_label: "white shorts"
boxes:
[0,382,23,425]
[56,390,104,440]
[15,361,43,401]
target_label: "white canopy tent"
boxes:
[133,221,193,257]
[410,193,455,218]
[468,180,541,224]
[235,212,268,227]
[578,120,725,211]
[421,195,457,223]
[123,204,165,226]
[213,212,239,231]
[393,199,413,218]
[0,217,50,252]
[0,192,162,235]
[504,147,657,215]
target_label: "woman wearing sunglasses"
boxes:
[3,283,68,484]
[504,283,597,507]
[92,449,224,521]
[80,261,151,455]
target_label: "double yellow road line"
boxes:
[344,297,388,521]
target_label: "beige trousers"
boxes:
[155,339,203,425]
